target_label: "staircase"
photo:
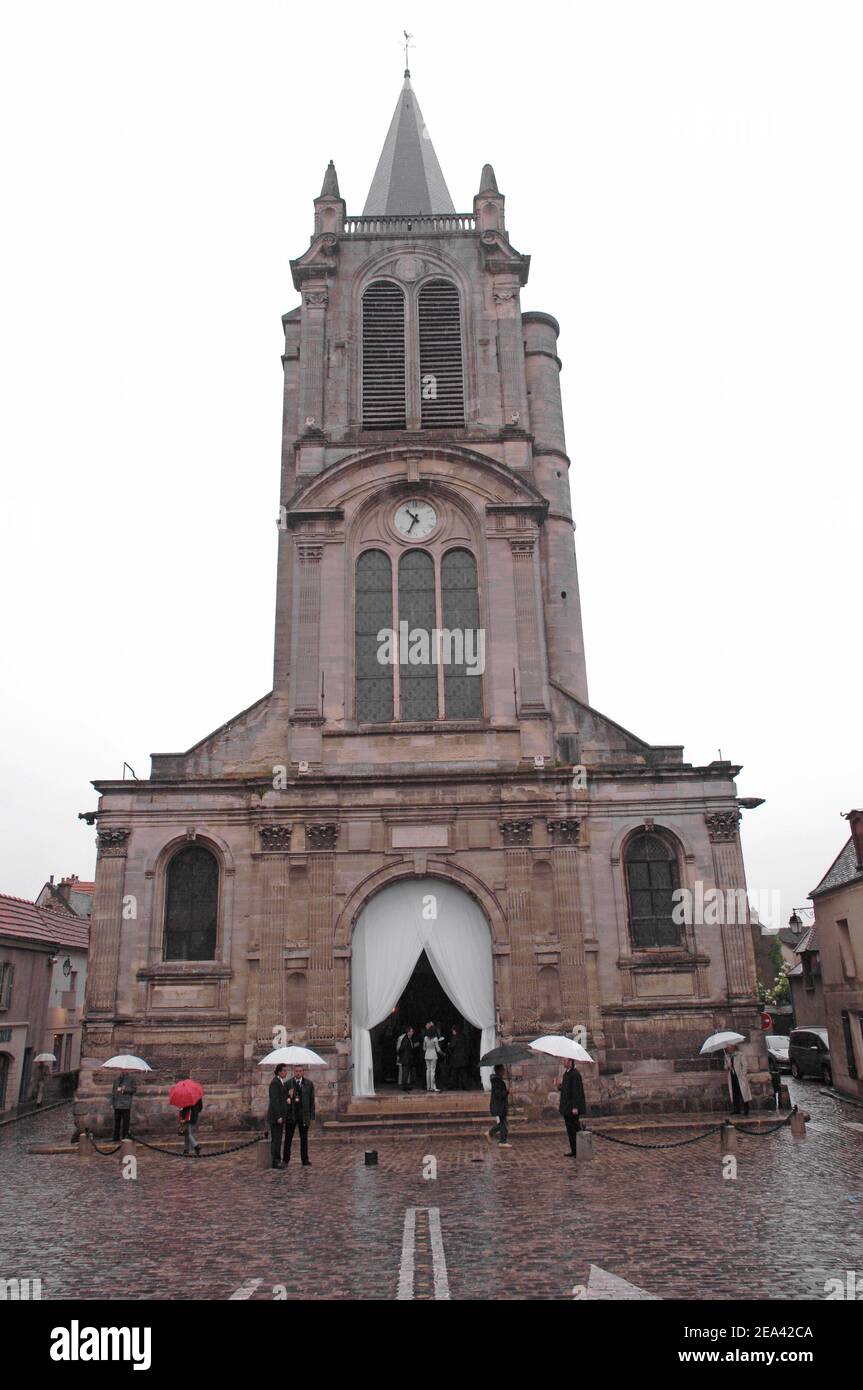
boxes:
[323,1091,536,1142]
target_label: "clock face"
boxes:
[394,500,437,540]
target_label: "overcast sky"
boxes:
[1,1,860,925]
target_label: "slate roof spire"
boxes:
[363,73,455,216]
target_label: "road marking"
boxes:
[397,1207,450,1300]
[229,1278,263,1300]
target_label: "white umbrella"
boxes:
[34,1053,56,1064]
[529,1034,593,1063]
[258,1045,327,1068]
[699,1031,745,1055]
[100,1054,153,1071]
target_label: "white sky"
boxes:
[1,1,860,926]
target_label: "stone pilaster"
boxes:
[547,818,591,1032]
[299,290,327,429]
[510,539,546,712]
[256,826,291,1045]
[705,811,757,1000]
[306,823,338,1039]
[500,820,538,1033]
[87,829,131,1014]
[292,542,323,716]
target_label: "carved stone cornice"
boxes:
[509,538,536,557]
[547,818,581,846]
[500,819,533,847]
[290,233,340,289]
[306,823,338,851]
[259,825,293,853]
[96,828,131,858]
[479,230,530,284]
[705,811,741,843]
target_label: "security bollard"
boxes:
[721,1120,738,1154]
[257,1135,272,1168]
[790,1107,807,1138]
[119,1138,136,1163]
[575,1129,593,1160]
[78,1133,91,1162]
[364,1150,378,1166]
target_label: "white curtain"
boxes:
[351,877,496,1096]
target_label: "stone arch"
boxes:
[147,831,237,965]
[334,858,508,951]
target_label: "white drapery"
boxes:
[351,877,496,1096]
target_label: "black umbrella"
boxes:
[480,1043,535,1065]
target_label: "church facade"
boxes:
[75,73,770,1132]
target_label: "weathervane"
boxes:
[402,29,413,75]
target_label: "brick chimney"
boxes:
[847,809,863,870]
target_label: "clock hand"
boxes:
[407,511,419,531]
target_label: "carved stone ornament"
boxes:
[394,254,423,282]
[500,819,533,847]
[96,828,131,858]
[259,825,292,852]
[493,288,518,303]
[307,823,338,851]
[304,291,328,307]
[547,818,581,846]
[704,811,741,843]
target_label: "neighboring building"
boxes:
[0,895,89,1111]
[777,913,809,972]
[37,875,95,921]
[786,921,825,1028]
[809,811,863,1102]
[75,68,770,1134]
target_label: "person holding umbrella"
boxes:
[169,1078,205,1158]
[486,1064,512,1147]
[559,1058,586,1158]
[724,1042,751,1116]
[111,1071,137,1140]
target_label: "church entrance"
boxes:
[350,876,496,1097]
[369,950,482,1090]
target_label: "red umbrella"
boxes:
[168,1079,203,1108]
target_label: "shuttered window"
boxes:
[362,281,406,429]
[419,279,464,428]
[398,549,438,720]
[356,550,394,722]
[441,548,482,718]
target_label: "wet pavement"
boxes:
[1,1079,860,1301]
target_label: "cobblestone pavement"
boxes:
[1,1081,860,1301]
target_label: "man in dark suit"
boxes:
[284,1065,315,1166]
[267,1063,289,1169]
[559,1059,586,1158]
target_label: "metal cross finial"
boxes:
[403,30,413,74]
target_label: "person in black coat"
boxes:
[559,1059,586,1158]
[448,1025,470,1091]
[284,1066,315,1166]
[486,1064,512,1147]
[397,1026,417,1091]
[267,1064,289,1169]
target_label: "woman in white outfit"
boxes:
[423,1023,442,1093]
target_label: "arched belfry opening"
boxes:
[350,876,495,1096]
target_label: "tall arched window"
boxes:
[362,281,406,429]
[398,549,438,720]
[164,845,219,961]
[356,549,394,722]
[441,547,482,718]
[625,833,682,949]
[419,279,464,428]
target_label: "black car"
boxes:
[788,1027,832,1083]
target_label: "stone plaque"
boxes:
[391,824,449,849]
[634,972,694,999]
[150,984,216,1009]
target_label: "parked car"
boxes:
[788,1027,832,1083]
[765,1035,791,1073]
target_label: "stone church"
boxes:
[75,71,769,1132]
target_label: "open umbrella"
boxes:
[529,1034,593,1063]
[699,1031,745,1055]
[258,1045,326,1068]
[100,1055,152,1071]
[480,1042,535,1066]
[34,1053,56,1064]
[168,1079,204,1109]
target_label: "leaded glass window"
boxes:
[625,833,682,948]
[356,549,394,722]
[441,547,482,718]
[398,549,438,720]
[164,845,219,961]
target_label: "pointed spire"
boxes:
[363,74,455,216]
[319,160,340,199]
[479,163,499,194]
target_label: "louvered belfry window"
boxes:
[356,549,394,722]
[441,548,482,718]
[362,280,406,429]
[164,845,219,960]
[419,279,464,428]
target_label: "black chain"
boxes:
[592,1124,724,1150]
[732,1107,797,1138]
[129,1132,267,1159]
[85,1131,123,1157]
